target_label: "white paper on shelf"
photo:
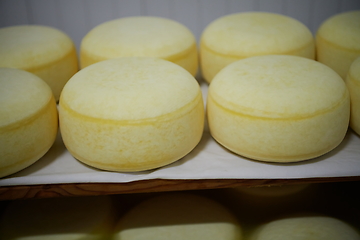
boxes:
[1,82,359,187]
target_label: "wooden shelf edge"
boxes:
[1,176,360,201]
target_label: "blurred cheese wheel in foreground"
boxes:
[200,12,315,83]
[0,25,78,101]
[59,57,204,172]
[207,55,350,162]
[248,215,360,240]
[0,68,58,178]
[80,16,198,76]
[316,10,360,80]
[346,57,360,135]
[113,193,242,240]
[0,196,114,240]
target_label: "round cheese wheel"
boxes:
[0,25,78,101]
[80,16,198,76]
[59,57,204,172]
[0,196,114,240]
[207,55,350,162]
[248,216,360,240]
[0,68,58,178]
[200,12,315,83]
[346,57,360,135]
[113,193,242,240]
[316,10,360,80]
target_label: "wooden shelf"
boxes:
[1,176,360,201]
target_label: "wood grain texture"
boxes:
[1,177,360,201]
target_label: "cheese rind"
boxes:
[0,25,78,101]
[207,55,350,162]
[346,57,360,135]
[80,16,198,76]
[200,12,315,83]
[0,68,58,178]
[316,10,360,79]
[59,57,204,172]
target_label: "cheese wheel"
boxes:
[0,196,114,240]
[207,55,350,162]
[346,57,360,135]
[200,12,315,83]
[0,25,78,101]
[0,68,58,178]
[113,193,242,240]
[316,11,360,80]
[59,57,204,172]
[80,16,198,76]
[248,216,360,240]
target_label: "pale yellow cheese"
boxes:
[248,216,360,240]
[0,68,58,178]
[0,196,114,240]
[113,193,242,240]
[200,12,315,83]
[207,55,350,162]
[346,57,360,135]
[316,10,360,80]
[59,57,204,172]
[80,16,198,76]
[0,25,78,101]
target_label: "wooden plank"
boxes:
[1,176,359,201]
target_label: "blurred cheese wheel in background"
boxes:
[0,25,78,101]
[0,196,115,240]
[248,215,360,240]
[80,16,198,76]
[316,10,360,80]
[346,57,360,135]
[59,57,204,172]
[113,193,243,240]
[207,55,350,162]
[0,68,58,178]
[200,12,315,83]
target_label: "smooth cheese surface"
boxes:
[248,216,360,240]
[209,55,347,119]
[0,196,114,240]
[346,57,360,135]
[61,57,200,120]
[316,11,360,79]
[201,12,313,56]
[0,68,52,127]
[113,193,242,240]
[80,16,198,75]
[316,11,360,50]
[0,68,58,178]
[200,12,315,82]
[59,57,204,172]
[0,25,78,101]
[0,25,74,69]
[207,55,350,162]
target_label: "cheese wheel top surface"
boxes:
[60,57,200,120]
[209,55,347,119]
[81,16,196,59]
[201,12,313,56]
[0,68,53,127]
[317,11,360,50]
[0,25,74,70]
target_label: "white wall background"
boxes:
[1,0,360,52]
